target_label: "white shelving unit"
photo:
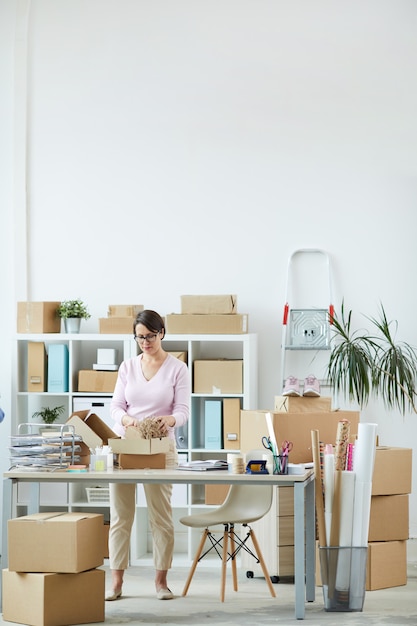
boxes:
[13,332,258,565]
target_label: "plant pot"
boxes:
[64,318,81,334]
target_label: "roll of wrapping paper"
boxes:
[334,419,350,471]
[311,430,326,547]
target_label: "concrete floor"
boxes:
[1,540,416,625]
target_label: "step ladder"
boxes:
[280,249,334,393]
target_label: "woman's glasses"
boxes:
[134,333,159,344]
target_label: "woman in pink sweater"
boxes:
[106,310,190,602]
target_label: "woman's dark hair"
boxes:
[133,309,165,335]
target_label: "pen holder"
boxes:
[90,454,107,472]
[273,455,289,475]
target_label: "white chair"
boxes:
[179,483,276,602]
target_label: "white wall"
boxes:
[2,1,417,534]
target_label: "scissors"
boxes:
[280,440,293,456]
[262,436,276,455]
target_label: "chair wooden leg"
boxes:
[249,529,276,598]
[220,527,229,602]
[182,529,210,597]
[229,527,238,592]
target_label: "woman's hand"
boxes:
[121,414,138,428]
[155,415,176,435]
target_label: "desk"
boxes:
[2,468,315,620]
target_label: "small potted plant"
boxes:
[327,302,417,415]
[57,299,91,333]
[32,405,65,428]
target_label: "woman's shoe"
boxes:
[156,587,174,600]
[105,589,122,601]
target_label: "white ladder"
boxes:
[280,248,334,391]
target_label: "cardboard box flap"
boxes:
[109,436,170,455]
[67,410,117,448]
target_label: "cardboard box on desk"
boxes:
[165,313,248,334]
[109,427,170,469]
[240,409,360,464]
[66,410,117,464]
[181,294,237,315]
[17,301,61,333]
[8,512,104,573]
[372,446,412,495]
[2,568,105,626]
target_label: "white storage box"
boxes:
[86,487,110,503]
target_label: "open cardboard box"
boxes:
[110,426,170,469]
[66,411,169,469]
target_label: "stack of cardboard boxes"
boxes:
[366,446,412,590]
[3,512,105,626]
[165,294,248,334]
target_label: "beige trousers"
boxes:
[108,440,178,571]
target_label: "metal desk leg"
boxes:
[305,477,316,602]
[28,481,41,514]
[294,480,306,619]
[1,478,14,611]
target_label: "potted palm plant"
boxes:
[327,302,417,415]
[57,299,91,333]
[32,405,65,427]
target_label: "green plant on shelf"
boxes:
[57,299,91,319]
[32,405,65,425]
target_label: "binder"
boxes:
[223,398,241,450]
[47,344,69,392]
[204,400,222,449]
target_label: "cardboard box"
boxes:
[223,398,241,450]
[47,344,69,392]
[167,351,188,363]
[99,317,135,334]
[67,410,116,448]
[109,428,170,469]
[17,301,61,333]
[78,369,118,392]
[274,395,332,413]
[240,409,360,464]
[372,447,412,495]
[2,568,105,626]
[181,294,237,315]
[368,494,409,541]
[103,522,110,558]
[366,541,407,590]
[165,313,248,334]
[194,360,243,394]
[8,512,104,573]
[205,484,231,505]
[108,304,144,317]
[28,342,47,392]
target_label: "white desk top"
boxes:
[4,467,314,486]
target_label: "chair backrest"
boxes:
[219,483,273,524]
